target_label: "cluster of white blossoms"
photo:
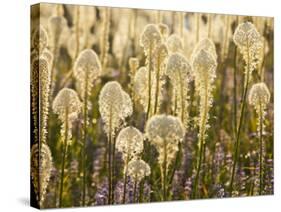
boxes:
[133,67,158,112]
[129,57,139,78]
[31,143,53,206]
[31,25,49,54]
[48,15,67,51]
[249,82,271,133]
[52,88,82,143]
[98,81,133,138]
[38,57,52,145]
[74,49,102,100]
[127,158,151,183]
[166,52,192,127]
[145,114,185,167]
[140,24,162,56]
[233,22,263,83]
[191,38,217,135]
[249,82,271,107]
[134,44,168,116]
[116,126,144,162]
[158,23,169,41]
[166,34,184,53]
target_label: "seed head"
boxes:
[116,126,144,161]
[127,158,151,183]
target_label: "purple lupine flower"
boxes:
[94,180,108,205]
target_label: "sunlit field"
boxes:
[30,3,274,208]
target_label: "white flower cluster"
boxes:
[145,114,185,167]
[166,34,183,53]
[74,49,102,100]
[233,22,263,82]
[53,88,82,143]
[140,24,162,56]
[98,81,133,137]
[127,158,151,183]
[166,53,192,127]
[116,126,144,162]
[31,143,53,206]
[249,82,271,133]
[191,38,217,136]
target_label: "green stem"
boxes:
[111,133,116,203]
[196,13,200,43]
[59,109,69,207]
[122,156,129,204]
[50,36,60,99]
[133,179,137,203]
[229,39,251,196]
[74,6,80,60]
[163,140,167,201]
[207,14,212,38]
[259,102,263,195]
[233,34,238,138]
[146,44,153,120]
[179,71,185,123]
[82,72,89,206]
[168,143,182,190]
[173,92,178,116]
[193,82,209,199]
[154,53,161,115]
[108,108,112,204]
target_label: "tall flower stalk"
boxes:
[140,24,162,120]
[127,158,151,203]
[52,88,81,207]
[248,82,270,195]
[153,44,168,115]
[31,142,53,207]
[166,52,192,127]
[73,49,102,205]
[31,25,54,207]
[116,127,144,203]
[99,81,133,204]
[191,39,217,198]
[145,115,185,200]
[48,14,67,97]
[230,22,263,195]
[128,57,140,104]
[100,7,111,72]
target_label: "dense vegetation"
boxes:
[30,3,274,208]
